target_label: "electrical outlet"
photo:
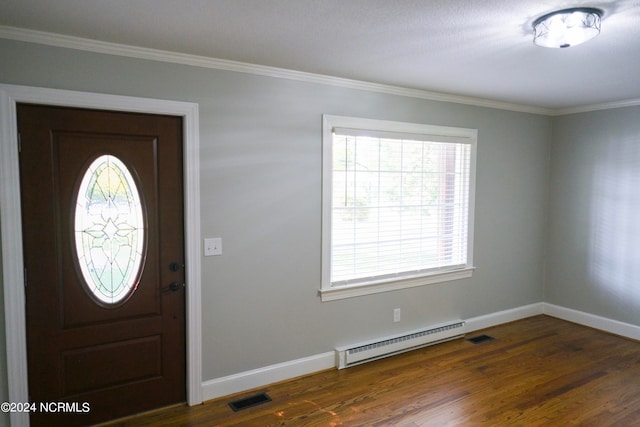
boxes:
[393,308,401,322]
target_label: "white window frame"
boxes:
[320,115,477,301]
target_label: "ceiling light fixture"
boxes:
[533,7,602,48]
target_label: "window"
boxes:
[74,154,145,304]
[321,115,477,301]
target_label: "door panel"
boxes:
[57,132,160,327]
[61,335,162,396]
[18,104,186,427]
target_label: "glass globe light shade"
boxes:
[533,8,602,48]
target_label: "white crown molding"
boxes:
[0,25,555,116]
[551,98,640,116]
[4,25,639,116]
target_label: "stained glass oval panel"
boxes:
[74,155,145,304]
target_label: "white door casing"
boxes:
[0,84,203,427]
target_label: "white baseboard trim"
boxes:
[200,302,640,404]
[201,351,335,402]
[543,303,640,341]
[465,303,544,333]
[200,303,545,402]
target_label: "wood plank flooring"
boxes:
[102,315,640,426]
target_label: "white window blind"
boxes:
[321,115,476,300]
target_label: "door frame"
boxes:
[0,84,203,427]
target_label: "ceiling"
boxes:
[1,0,639,110]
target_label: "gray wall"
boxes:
[0,38,549,389]
[546,106,640,324]
[0,219,6,427]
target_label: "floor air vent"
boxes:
[335,320,465,369]
[467,334,494,344]
[228,392,272,412]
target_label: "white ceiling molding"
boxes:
[551,98,640,116]
[1,25,639,117]
[0,25,551,116]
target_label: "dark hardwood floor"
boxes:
[102,315,640,426]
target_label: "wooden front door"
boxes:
[18,104,186,426]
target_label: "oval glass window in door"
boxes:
[74,154,145,304]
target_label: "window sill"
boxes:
[319,267,475,302]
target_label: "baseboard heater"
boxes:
[335,320,466,369]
